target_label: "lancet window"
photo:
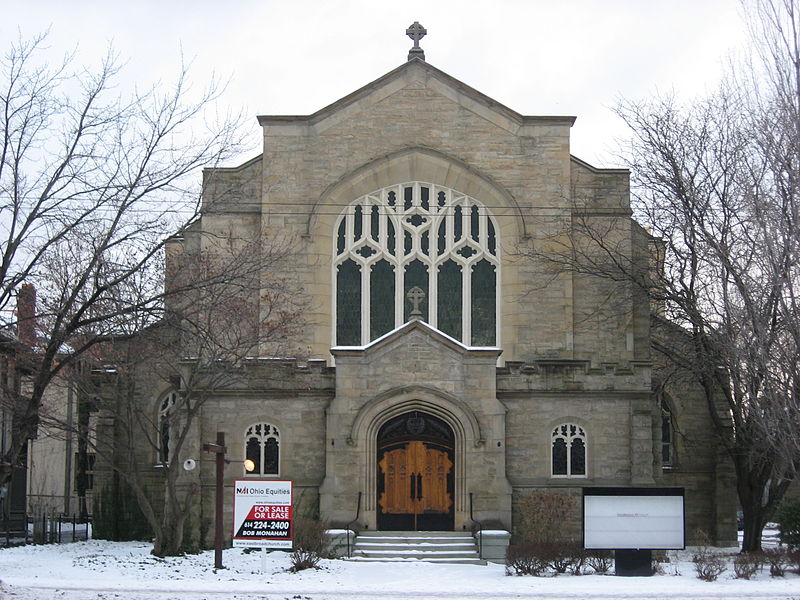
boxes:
[551,423,586,477]
[334,182,500,346]
[158,391,177,465]
[244,423,280,476]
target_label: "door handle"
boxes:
[410,473,416,499]
[417,473,423,500]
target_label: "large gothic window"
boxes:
[334,182,500,346]
[245,423,280,476]
[551,423,586,477]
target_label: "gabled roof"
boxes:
[257,58,576,132]
[331,319,502,358]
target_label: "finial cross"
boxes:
[406,21,427,48]
[407,286,425,319]
[406,22,427,61]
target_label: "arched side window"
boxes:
[244,423,280,476]
[158,391,177,465]
[333,182,500,347]
[551,423,586,478]
[661,399,674,468]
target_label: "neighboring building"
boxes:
[1,284,94,526]
[94,29,737,547]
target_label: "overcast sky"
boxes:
[5,0,751,167]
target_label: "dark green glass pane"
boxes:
[264,438,279,475]
[370,259,395,340]
[471,259,496,345]
[387,220,396,256]
[437,260,462,340]
[421,186,429,210]
[337,219,346,255]
[437,222,446,255]
[571,438,585,475]
[471,205,479,241]
[404,186,413,210]
[336,259,361,345]
[354,206,363,241]
[552,437,567,475]
[371,205,379,241]
[403,259,429,322]
[454,206,463,241]
[488,219,497,255]
[246,437,261,474]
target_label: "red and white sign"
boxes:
[232,479,293,549]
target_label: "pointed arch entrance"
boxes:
[376,411,455,531]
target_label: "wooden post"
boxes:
[203,432,226,569]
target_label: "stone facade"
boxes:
[96,57,737,547]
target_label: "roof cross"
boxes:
[406,21,427,61]
[407,286,426,319]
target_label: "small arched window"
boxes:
[661,399,674,468]
[552,423,586,477]
[244,423,280,476]
[158,391,177,464]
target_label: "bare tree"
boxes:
[48,229,308,556]
[0,32,249,486]
[519,1,800,551]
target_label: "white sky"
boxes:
[4,0,750,168]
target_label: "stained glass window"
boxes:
[437,260,462,340]
[333,182,499,346]
[471,260,496,346]
[336,259,361,345]
[370,260,395,339]
[552,424,587,477]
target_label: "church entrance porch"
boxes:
[376,411,454,531]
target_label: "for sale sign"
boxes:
[232,479,293,549]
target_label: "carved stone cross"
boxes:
[406,21,427,61]
[407,286,425,319]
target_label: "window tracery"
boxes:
[334,182,499,346]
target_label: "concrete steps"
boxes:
[349,530,484,564]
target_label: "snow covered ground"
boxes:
[1,537,800,600]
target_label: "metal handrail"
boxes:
[469,492,484,559]
[345,491,362,558]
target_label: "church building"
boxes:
[100,24,738,552]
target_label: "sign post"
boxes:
[233,479,293,565]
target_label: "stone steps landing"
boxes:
[349,530,484,564]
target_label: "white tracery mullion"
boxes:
[345,209,354,250]
[479,206,488,249]
[461,205,470,248]
[361,252,370,343]
[463,258,472,344]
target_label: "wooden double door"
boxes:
[376,413,454,531]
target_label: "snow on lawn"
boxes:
[1,541,800,600]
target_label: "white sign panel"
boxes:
[232,479,293,549]
[583,489,684,550]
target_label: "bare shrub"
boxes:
[585,549,613,574]
[289,517,330,572]
[693,532,727,582]
[505,544,548,576]
[693,553,727,582]
[733,552,763,579]
[763,548,788,577]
